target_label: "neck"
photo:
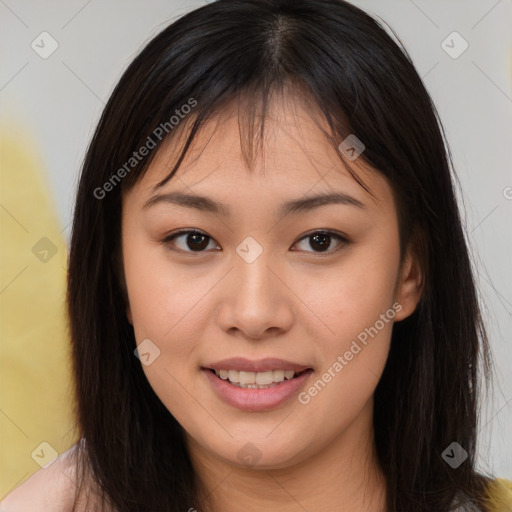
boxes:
[187,399,388,512]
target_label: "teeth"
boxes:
[231,382,277,389]
[213,368,299,386]
[256,371,274,385]
[239,371,256,385]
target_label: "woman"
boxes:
[2,0,510,510]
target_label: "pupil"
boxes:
[310,233,330,252]
[187,233,209,251]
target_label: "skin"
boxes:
[121,93,424,512]
[0,445,96,511]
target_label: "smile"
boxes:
[211,369,302,388]
[203,367,314,411]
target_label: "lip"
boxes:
[202,367,314,412]
[203,357,312,373]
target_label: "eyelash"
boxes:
[160,229,350,256]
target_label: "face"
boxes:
[121,95,422,471]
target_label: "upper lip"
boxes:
[203,357,312,373]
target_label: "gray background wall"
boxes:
[1,0,511,478]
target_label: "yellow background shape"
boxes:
[0,127,77,498]
[485,478,512,511]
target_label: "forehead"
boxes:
[125,94,392,212]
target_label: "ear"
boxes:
[393,241,424,322]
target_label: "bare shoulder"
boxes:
[0,444,80,512]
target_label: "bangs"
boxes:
[119,78,373,201]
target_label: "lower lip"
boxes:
[202,368,313,412]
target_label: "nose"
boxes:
[215,251,294,340]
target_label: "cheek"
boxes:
[122,232,211,422]
[294,229,400,409]
[297,235,400,344]
[295,256,398,437]
[123,229,210,344]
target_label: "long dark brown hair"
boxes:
[67,0,496,510]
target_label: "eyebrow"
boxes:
[142,190,366,217]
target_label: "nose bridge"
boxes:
[236,247,273,303]
[217,241,293,338]
[234,234,275,300]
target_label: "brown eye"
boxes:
[309,233,332,252]
[162,230,219,253]
[293,231,349,254]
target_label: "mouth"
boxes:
[206,368,313,389]
[201,364,314,412]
